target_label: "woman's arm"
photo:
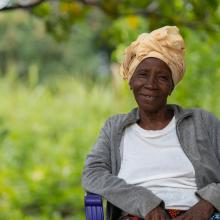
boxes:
[82,117,163,218]
[172,199,215,220]
[196,111,220,212]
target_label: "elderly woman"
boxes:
[82,26,220,220]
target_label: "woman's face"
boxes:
[130,57,173,113]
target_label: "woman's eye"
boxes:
[137,73,146,77]
[159,75,168,81]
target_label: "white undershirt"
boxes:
[118,117,199,210]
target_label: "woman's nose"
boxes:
[144,75,157,89]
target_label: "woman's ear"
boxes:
[129,81,132,90]
[168,84,174,96]
[168,80,174,95]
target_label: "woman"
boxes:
[82,26,220,220]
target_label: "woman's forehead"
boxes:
[135,57,171,73]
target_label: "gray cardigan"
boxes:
[82,105,220,219]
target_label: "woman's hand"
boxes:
[172,199,215,220]
[145,206,170,220]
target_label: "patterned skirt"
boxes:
[121,210,220,220]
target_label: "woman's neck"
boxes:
[138,106,174,130]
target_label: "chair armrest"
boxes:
[84,193,104,220]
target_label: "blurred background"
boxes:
[0,0,220,219]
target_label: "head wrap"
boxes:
[120,26,185,86]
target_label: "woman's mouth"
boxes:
[141,94,155,101]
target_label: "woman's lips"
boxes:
[140,94,157,101]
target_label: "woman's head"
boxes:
[120,26,185,87]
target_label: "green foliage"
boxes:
[0,11,108,81]
[0,75,130,220]
[30,0,220,44]
[1,1,220,82]
[105,15,149,62]
[170,27,220,115]
[32,1,89,41]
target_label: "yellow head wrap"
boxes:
[120,26,185,86]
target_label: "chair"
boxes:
[84,193,104,220]
[84,193,220,220]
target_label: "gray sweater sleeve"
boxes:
[82,118,163,218]
[196,111,220,211]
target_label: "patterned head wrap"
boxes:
[120,26,185,86]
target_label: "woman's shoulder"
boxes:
[173,104,219,123]
[104,108,138,129]
[172,104,215,116]
[185,107,216,119]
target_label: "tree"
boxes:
[1,1,220,35]
[1,0,220,84]
[0,0,45,10]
